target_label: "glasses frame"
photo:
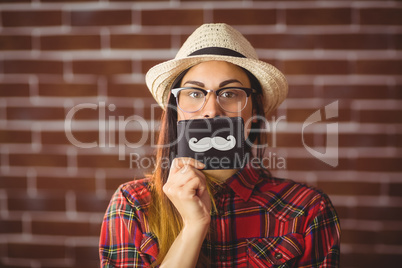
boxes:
[171,86,256,113]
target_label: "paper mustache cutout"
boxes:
[189,135,236,152]
[176,117,245,170]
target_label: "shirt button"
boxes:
[274,252,283,260]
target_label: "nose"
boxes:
[202,92,222,118]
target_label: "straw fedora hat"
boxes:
[145,23,288,116]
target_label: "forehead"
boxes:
[181,61,250,86]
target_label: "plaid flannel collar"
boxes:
[222,164,260,202]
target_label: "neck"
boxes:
[202,169,238,182]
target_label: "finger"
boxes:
[170,157,205,174]
[181,170,207,195]
[168,166,206,189]
[164,166,206,195]
[177,176,205,200]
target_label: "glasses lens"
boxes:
[177,88,206,112]
[218,88,248,112]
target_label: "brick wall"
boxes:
[0,1,401,267]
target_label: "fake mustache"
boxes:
[188,135,236,152]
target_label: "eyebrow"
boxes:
[182,79,243,88]
[219,79,243,87]
[182,80,205,88]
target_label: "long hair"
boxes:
[147,67,269,267]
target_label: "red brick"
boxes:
[38,82,97,97]
[317,181,381,196]
[213,9,276,25]
[355,60,402,75]
[322,85,393,99]
[286,108,351,122]
[317,34,391,50]
[245,34,315,49]
[286,157,352,171]
[142,59,164,74]
[343,229,402,246]
[36,176,96,193]
[356,157,402,172]
[125,152,156,171]
[106,177,131,191]
[32,220,99,236]
[342,253,402,268]
[8,196,66,212]
[76,154,131,169]
[7,242,66,259]
[0,0,29,2]
[107,82,153,98]
[0,35,32,50]
[0,130,31,143]
[286,8,352,25]
[68,106,98,121]
[359,110,402,124]
[66,260,100,268]
[0,263,31,268]
[181,0,236,1]
[76,193,110,213]
[295,132,334,149]
[282,60,349,75]
[396,134,402,147]
[7,107,65,120]
[2,10,62,27]
[42,131,99,145]
[141,10,203,26]
[395,84,402,98]
[72,245,100,268]
[359,8,402,25]
[352,206,402,221]
[42,0,97,2]
[389,183,402,197]
[0,219,23,234]
[40,35,101,50]
[124,130,153,146]
[9,153,68,167]
[339,133,393,147]
[396,34,402,49]
[275,133,314,148]
[142,106,163,121]
[110,34,171,49]
[109,0,164,1]
[342,229,375,244]
[65,105,99,120]
[286,85,316,99]
[72,60,132,75]
[71,10,131,26]
[0,83,30,97]
[260,58,280,70]
[0,176,27,190]
[3,60,63,75]
[333,205,349,220]
[74,129,152,149]
[374,230,401,245]
[68,105,135,120]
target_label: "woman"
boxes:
[100,23,341,267]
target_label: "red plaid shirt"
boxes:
[99,165,341,267]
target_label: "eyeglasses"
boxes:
[171,87,256,113]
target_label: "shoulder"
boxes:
[115,177,153,211]
[255,171,334,217]
[262,170,327,199]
